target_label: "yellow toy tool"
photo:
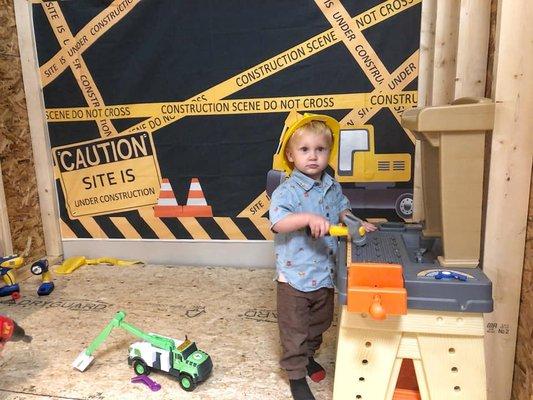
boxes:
[306,214,367,246]
[330,214,367,246]
[0,255,25,297]
[55,256,144,275]
[1,255,55,297]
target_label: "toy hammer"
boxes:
[307,214,367,246]
[330,214,367,246]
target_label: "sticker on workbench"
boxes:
[52,132,161,219]
[417,269,475,280]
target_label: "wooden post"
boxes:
[413,0,437,222]
[13,0,62,257]
[0,160,13,255]
[431,0,460,106]
[454,0,491,98]
[482,0,533,399]
[417,0,437,108]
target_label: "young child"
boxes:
[269,114,376,400]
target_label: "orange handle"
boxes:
[369,295,386,320]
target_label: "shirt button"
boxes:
[326,213,330,217]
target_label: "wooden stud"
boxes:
[454,0,491,98]
[413,0,437,222]
[431,0,461,106]
[417,0,437,108]
[0,160,13,255]
[13,0,62,257]
[482,0,533,399]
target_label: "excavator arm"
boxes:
[73,311,175,372]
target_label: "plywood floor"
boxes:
[0,264,338,400]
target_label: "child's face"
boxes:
[286,130,331,180]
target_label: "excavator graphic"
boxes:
[267,111,413,219]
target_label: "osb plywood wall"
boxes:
[0,0,45,259]
[513,179,532,400]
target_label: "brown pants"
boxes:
[277,282,334,380]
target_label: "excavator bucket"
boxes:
[72,311,126,372]
[72,350,94,371]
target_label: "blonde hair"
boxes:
[287,120,333,149]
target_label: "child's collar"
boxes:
[290,169,334,191]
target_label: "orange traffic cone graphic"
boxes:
[180,178,213,217]
[154,178,183,217]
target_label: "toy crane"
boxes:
[73,311,212,392]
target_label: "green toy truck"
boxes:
[72,311,212,391]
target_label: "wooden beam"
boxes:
[13,0,62,257]
[413,0,437,222]
[454,0,491,98]
[417,0,437,107]
[431,0,460,105]
[0,160,13,255]
[483,0,533,398]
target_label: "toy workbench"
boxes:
[333,98,495,400]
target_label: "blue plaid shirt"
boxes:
[269,169,351,292]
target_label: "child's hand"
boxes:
[362,221,377,232]
[307,214,330,238]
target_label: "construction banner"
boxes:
[32,0,421,241]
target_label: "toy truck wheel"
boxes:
[178,373,196,392]
[132,358,151,376]
[395,193,413,220]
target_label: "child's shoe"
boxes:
[289,377,316,400]
[307,357,326,382]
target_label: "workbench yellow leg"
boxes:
[412,358,430,400]
[417,334,487,400]
[333,311,402,400]
[385,357,404,399]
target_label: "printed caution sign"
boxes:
[32,0,422,240]
[53,132,161,218]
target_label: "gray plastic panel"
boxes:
[336,223,493,313]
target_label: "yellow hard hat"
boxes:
[278,112,340,173]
